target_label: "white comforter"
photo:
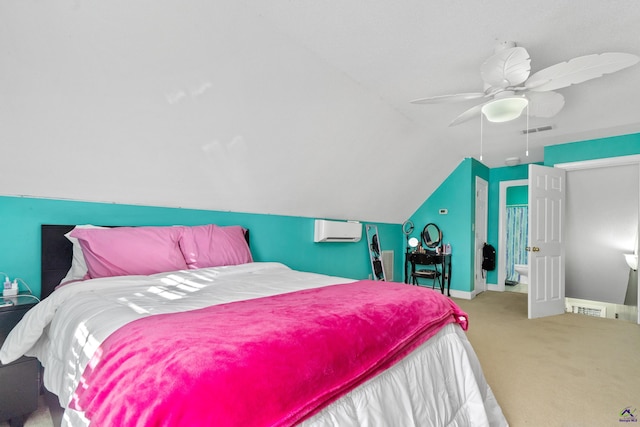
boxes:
[0,262,507,427]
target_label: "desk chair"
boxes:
[409,251,443,292]
[411,268,442,291]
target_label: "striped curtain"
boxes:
[506,206,528,281]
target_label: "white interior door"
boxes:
[475,177,488,295]
[528,164,566,319]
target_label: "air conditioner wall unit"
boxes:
[314,219,362,243]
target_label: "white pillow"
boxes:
[59,225,106,285]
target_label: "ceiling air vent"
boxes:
[521,125,554,135]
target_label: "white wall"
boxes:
[0,1,425,223]
[565,164,639,304]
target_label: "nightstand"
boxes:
[0,296,39,427]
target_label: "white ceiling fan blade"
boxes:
[410,92,485,104]
[525,52,639,92]
[480,47,531,88]
[524,91,565,118]
[449,103,484,126]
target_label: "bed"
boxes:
[0,224,507,427]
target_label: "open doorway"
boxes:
[504,184,528,294]
[558,157,639,324]
[497,179,527,294]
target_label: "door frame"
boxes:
[474,176,488,296]
[495,179,528,293]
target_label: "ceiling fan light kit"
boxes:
[481,97,528,123]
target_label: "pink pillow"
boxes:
[70,226,188,279]
[180,224,252,269]
[59,225,107,287]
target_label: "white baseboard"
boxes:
[449,289,473,300]
[449,284,501,300]
[487,283,501,292]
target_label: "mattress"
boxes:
[0,262,507,426]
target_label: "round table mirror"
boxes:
[408,237,420,248]
[421,223,442,248]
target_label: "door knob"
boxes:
[532,247,540,252]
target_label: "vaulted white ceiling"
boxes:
[2,1,640,223]
[251,1,640,161]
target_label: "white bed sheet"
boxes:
[0,262,507,427]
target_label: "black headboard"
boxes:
[40,225,250,300]
[41,225,76,299]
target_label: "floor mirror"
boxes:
[365,224,386,281]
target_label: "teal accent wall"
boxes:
[9,134,640,299]
[0,196,403,298]
[506,185,528,206]
[408,158,489,292]
[544,132,640,166]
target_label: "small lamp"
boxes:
[408,237,419,249]
[624,253,638,271]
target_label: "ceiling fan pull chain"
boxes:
[525,103,529,157]
[479,113,483,161]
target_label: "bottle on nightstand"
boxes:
[2,278,18,298]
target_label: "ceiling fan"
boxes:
[410,42,639,126]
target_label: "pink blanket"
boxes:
[71,280,468,426]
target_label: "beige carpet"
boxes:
[454,291,640,427]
